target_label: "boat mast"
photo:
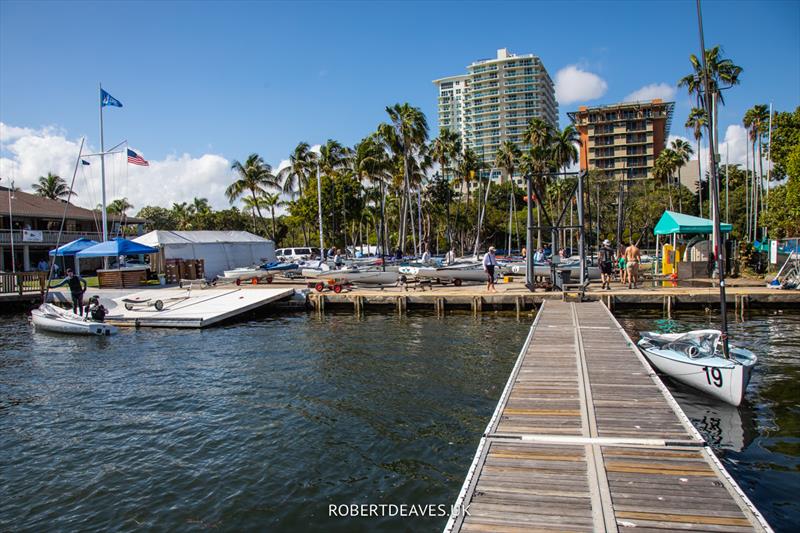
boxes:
[316,161,324,256]
[99,83,108,243]
[695,0,730,358]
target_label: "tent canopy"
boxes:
[49,238,99,256]
[133,230,271,246]
[76,237,158,258]
[654,211,733,236]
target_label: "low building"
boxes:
[0,186,144,272]
[132,230,276,279]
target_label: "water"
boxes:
[0,311,529,532]
[616,309,800,532]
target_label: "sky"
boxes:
[1,0,798,211]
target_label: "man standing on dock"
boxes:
[599,239,615,290]
[483,246,498,293]
[624,241,641,289]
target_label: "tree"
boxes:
[227,153,277,232]
[524,117,556,248]
[192,197,211,215]
[32,172,74,201]
[171,202,195,230]
[381,103,429,253]
[669,138,694,212]
[277,142,316,245]
[769,107,800,180]
[136,206,177,231]
[685,107,707,216]
[550,124,579,173]
[107,197,133,215]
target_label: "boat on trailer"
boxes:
[31,303,117,336]
[637,330,756,406]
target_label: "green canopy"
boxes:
[654,211,733,235]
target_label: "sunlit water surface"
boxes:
[1,311,529,532]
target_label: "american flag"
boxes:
[127,148,149,167]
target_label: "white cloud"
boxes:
[0,121,239,213]
[554,65,608,104]
[670,124,752,178]
[624,83,676,103]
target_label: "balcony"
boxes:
[0,229,106,247]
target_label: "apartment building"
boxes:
[567,99,675,181]
[434,49,558,184]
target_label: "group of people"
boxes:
[599,239,641,290]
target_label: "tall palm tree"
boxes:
[246,193,281,241]
[524,118,556,248]
[227,153,277,229]
[743,104,770,236]
[495,140,522,184]
[107,197,133,215]
[669,138,694,212]
[654,149,677,210]
[171,202,195,230]
[550,124,580,173]
[192,197,211,215]
[685,107,707,215]
[381,103,429,253]
[354,135,392,254]
[278,142,316,244]
[32,172,74,201]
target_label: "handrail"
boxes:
[0,271,47,295]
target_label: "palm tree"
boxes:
[171,202,195,230]
[227,154,277,231]
[107,197,133,215]
[685,107,707,215]
[354,135,392,255]
[278,142,316,245]
[669,138,694,212]
[245,193,281,241]
[192,197,211,215]
[32,172,74,200]
[381,103,429,253]
[550,124,580,173]
[743,104,770,236]
[524,118,556,248]
[495,140,521,184]
[430,128,461,248]
[654,150,677,210]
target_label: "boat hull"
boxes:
[31,304,117,336]
[638,341,754,407]
[400,266,489,284]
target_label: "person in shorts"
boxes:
[483,246,498,293]
[599,239,615,290]
[624,241,641,289]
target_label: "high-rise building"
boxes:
[567,99,675,181]
[434,48,558,185]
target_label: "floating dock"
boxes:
[102,286,295,328]
[445,300,771,532]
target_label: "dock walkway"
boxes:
[446,300,771,532]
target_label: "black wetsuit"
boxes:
[54,275,87,315]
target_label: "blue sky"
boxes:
[0,0,798,208]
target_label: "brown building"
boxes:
[568,99,674,181]
[0,186,144,272]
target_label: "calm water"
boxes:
[617,309,800,532]
[0,311,529,532]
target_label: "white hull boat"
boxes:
[31,304,117,336]
[221,267,263,280]
[303,265,398,286]
[637,330,756,406]
[400,263,489,285]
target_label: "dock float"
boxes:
[445,300,772,532]
[104,287,295,328]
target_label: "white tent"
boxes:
[133,231,276,278]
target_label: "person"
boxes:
[83,295,107,322]
[394,247,403,260]
[444,248,456,265]
[599,239,615,290]
[521,247,527,260]
[334,249,344,269]
[558,248,567,260]
[624,240,641,289]
[51,268,88,316]
[37,259,48,272]
[617,253,627,286]
[483,246,498,293]
[421,244,431,264]
[533,248,545,263]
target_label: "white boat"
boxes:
[221,267,264,280]
[637,330,756,406]
[400,262,489,286]
[304,265,398,286]
[31,303,117,336]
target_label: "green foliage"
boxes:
[32,172,74,200]
[136,206,176,231]
[770,107,800,180]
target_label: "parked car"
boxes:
[275,247,320,262]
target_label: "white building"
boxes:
[433,48,559,185]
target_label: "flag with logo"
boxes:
[101,89,123,108]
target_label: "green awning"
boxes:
[654,210,733,235]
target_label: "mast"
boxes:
[99,83,108,242]
[696,0,730,358]
[316,161,324,256]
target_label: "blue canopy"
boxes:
[654,211,733,236]
[76,237,158,258]
[49,238,99,256]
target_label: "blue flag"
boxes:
[101,88,123,108]
[81,159,91,166]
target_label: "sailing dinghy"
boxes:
[637,330,756,406]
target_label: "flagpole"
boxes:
[99,83,108,243]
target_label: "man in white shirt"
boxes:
[444,249,456,265]
[421,244,431,264]
[483,246,498,293]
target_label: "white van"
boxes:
[275,247,320,262]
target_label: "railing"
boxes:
[0,229,103,246]
[0,271,47,295]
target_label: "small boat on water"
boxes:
[31,303,117,336]
[637,330,756,406]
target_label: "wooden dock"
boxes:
[445,300,772,532]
